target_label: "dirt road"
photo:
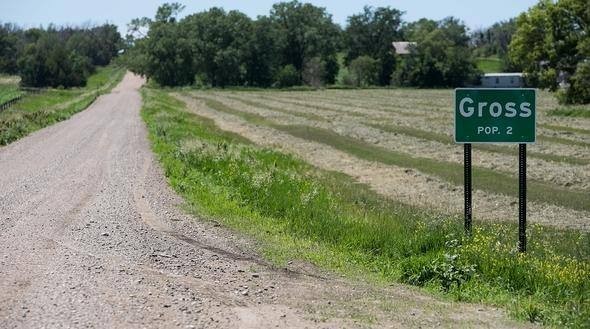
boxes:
[0,73,526,328]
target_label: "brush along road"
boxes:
[0,73,527,328]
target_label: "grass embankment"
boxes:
[142,87,589,327]
[192,95,590,213]
[0,65,125,145]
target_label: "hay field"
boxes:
[175,89,590,231]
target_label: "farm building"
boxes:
[392,42,417,55]
[481,73,524,88]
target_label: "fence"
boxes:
[0,87,48,112]
[0,95,23,112]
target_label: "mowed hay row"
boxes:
[175,92,590,231]
[237,90,590,156]
[190,91,590,191]
[273,89,590,142]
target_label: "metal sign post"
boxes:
[454,88,536,252]
[464,143,472,234]
[518,144,527,252]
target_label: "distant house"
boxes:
[392,42,417,55]
[480,73,524,88]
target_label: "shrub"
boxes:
[275,64,299,88]
[559,62,590,105]
[349,56,379,87]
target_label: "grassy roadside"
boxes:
[0,65,125,145]
[142,87,589,327]
[191,94,590,213]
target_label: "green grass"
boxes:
[142,87,590,327]
[0,85,24,104]
[191,94,590,213]
[0,65,125,145]
[475,57,504,73]
[548,106,590,118]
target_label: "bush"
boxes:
[349,56,379,87]
[559,62,590,105]
[18,33,93,88]
[275,64,299,88]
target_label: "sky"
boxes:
[0,0,539,34]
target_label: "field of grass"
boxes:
[0,84,24,105]
[142,87,589,327]
[0,65,125,145]
[475,56,504,73]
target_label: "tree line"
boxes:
[121,2,479,89]
[0,0,588,104]
[0,23,121,87]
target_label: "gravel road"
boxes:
[0,73,527,328]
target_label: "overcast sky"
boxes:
[1,0,539,34]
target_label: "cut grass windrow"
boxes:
[540,123,590,136]
[243,92,590,150]
[221,93,329,122]
[191,94,590,213]
[143,87,590,327]
[368,123,590,166]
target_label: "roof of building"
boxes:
[392,42,416,55]
[483,73,524,77]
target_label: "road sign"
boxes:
[454,88,536,143]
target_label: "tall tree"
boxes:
[0,23,19,74]
[18,31,92,87]
[471,19,517,58]
[509,0,589,94]
[269,1,340,84]
[244,17,280,87]
[393,17,480,87]
[344,6,404,85]
[182,8,252,87]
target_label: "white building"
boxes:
[392,42,417,55]
[481,73,524,88]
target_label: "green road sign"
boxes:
[455,88,536,143]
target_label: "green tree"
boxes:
[471,19,517,57]
[182,8,252,87]
[244,17,280,87]
[270,1,340,84]
[344,6,404,85]
[0,23,19,74]
[559,61,590,104]
[144,20,194,86]
[509,0,589,95]
[18,31,92,88]
[138,3,195,86]
[393,18,480,87]
[276,64,299,87]
[349,55,379,86]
